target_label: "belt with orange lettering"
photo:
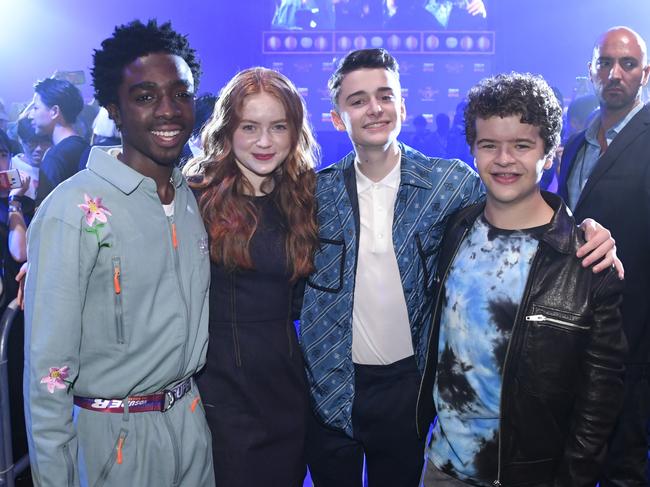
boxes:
[73,378,191,413]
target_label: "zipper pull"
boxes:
[525,314,545,321]
[116,435,125,464]
[493,481,502,487]
[113,267,121,294]
[171,222,178,249]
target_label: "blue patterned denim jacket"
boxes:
[300,142,483,436]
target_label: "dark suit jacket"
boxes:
[559,103,650,364]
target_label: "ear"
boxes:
[49,104,61,122]
[642,64,650,87]
[106,103,122,129]
[542,157,554,171]
[330,109,346,132]
[588,61,596,83]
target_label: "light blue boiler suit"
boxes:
[24,147,214,487]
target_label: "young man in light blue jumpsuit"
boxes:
[23,20,214,487]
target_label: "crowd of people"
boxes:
[0,16,648,487]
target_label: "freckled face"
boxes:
[232,92,292,194]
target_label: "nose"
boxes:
[609,61,623,80]
[366,97,383,116]
[496,146,516,165]
[155,95,181,119]
[256,129,272,148]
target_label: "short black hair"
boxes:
[92,19,202,108]
[33,78,84,125]
[328,48,399,106]
[464,72,563,157]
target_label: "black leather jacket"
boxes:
[416,192,626,487]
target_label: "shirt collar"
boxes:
[354,156,401,194]
[87,145,184,194]
[585,102,644,145]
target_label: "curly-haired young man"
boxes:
[24,19,214,486]
[419,73,627,486]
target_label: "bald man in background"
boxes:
[559,26,650,486]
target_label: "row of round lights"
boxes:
[266,34,492,52]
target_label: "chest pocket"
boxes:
[111,256,126,344]
[307,237,346,293]
[521,304,590,394]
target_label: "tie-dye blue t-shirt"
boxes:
[427,215,545,485]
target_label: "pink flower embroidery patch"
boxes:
[41,366,70,394]
[78,194,112,226]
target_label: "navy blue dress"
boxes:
[198,192,308,487]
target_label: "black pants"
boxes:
[599,366,650,487]
[306,355,426,487]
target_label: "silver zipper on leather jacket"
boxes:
[525,314,590,331]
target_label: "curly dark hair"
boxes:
[328,48,399,106]
[92,19,202,108]
[464,73,563,157]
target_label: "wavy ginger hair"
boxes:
[185,67,319,281]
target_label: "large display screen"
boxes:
[264,0,495,134]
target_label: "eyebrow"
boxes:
[476,137,537,144]
[239,118,288,125]
[344,86,394,102]
[128,79,192,93]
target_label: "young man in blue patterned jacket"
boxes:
[299,49,623,487]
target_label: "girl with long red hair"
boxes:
[185,67,319,486]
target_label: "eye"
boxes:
[478,143,496,150]
[597,60,612,69]
[381,94,395,101]
[350,98,365,106]
[272,124,288,132]
[240,124,256,132]
[176,91,194,100]
[135,93,154,103]
[515,144,532,150]
[622,60,638,70]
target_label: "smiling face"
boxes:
[232,91,292,195]
[474,115,552,212]
[330,68,405,152]
[107,52,195,170]
[589,28,650,114]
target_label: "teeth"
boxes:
[151,130,181,137]
[365,122,386,128]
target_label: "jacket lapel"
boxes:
[558,131,586,201]
[575,105,650,212]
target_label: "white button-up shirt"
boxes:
[351,159,415,365]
